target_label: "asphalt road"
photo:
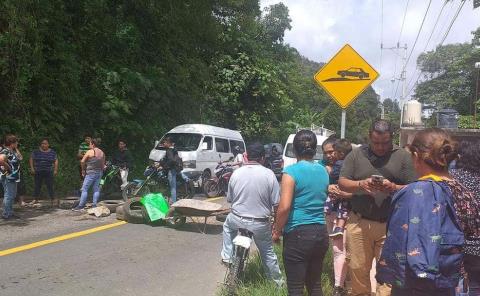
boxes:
[0,197,228,296]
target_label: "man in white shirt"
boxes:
[221,142,283,285]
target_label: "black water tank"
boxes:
[437,109,459,129]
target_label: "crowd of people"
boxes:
[0,133,135,217]
[2,120,480,296]
[221,119,480,296]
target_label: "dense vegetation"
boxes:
[414,27,480,120]
[1,0,381,195]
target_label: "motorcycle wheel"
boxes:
[122,182,150,201]
[203,179,220,198]
[225,246,248,294]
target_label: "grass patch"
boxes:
[219,243,334,296]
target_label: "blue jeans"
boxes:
[221,213,283,285]
[78,172,102,208]
[1,177,17,218]
[168,169,177,203]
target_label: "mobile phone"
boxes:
[371,175,384,184]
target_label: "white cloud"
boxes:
[261,0,480,101]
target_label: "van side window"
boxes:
[230,140,245,153]
[202,136,213,150]
[215,138,229,153]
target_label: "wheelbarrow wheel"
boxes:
[165,208,186,228]
[170,216,186,227]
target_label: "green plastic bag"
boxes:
[140,193,170,221]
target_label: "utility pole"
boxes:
[474,62,480,128]
[382,43,408,125]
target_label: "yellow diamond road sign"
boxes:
[314,44,379,109]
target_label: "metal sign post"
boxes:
[341,109,346,139]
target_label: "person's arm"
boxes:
[273,174,295,242]
[80,150,91,176]
[226,173,235,203]
[270,172,281,213]
[77,147,84,160]
[338,151,384,194]
[54,158,59,176]
[0,154,11,172]
[15,148,23,161]
[29,154,35,174]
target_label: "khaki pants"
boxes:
[346,212,391,296]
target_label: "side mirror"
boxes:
[201,142,208,150]
[154,140,160,147]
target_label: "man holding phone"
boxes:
[338,120,415,296]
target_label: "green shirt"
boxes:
[78,142,90,156]
[339,145,416,222]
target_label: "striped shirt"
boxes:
[31,149,57,172]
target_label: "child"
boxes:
[327,139,352,238]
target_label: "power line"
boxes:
[435,0,455,43]
[405,0,449,96]
[394,0,432,101]
[406,0,467,98]
[439,0,467,46]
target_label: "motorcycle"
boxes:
[99,161,123,198]
[224,228,255,294]
[203,159,234,198]
[122,161,195,202]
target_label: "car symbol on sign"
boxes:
[337,67,369,79]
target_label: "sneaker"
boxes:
[333,286,347,296]
[71,207,84,212]
[329,227,344,238]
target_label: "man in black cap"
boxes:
[221,142,283,285]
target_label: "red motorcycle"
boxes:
[203,161,235,198]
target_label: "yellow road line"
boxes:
[0,221,127,257]
[206,196,225,202]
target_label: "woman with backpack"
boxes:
[377,128,478,296]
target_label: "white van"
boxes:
[282,126,336,168]
[282,133,330,168]
[149,124,245,180]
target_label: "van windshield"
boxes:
[285,144,324,160]
[155,133,202,151]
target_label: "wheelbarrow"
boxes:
[166,199,230,233]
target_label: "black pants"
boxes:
[391,278,455,296]
[34,171,54,199]
[283,224,329,296]
[465,254,480,296]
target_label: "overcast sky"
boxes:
[260,0,480,102]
